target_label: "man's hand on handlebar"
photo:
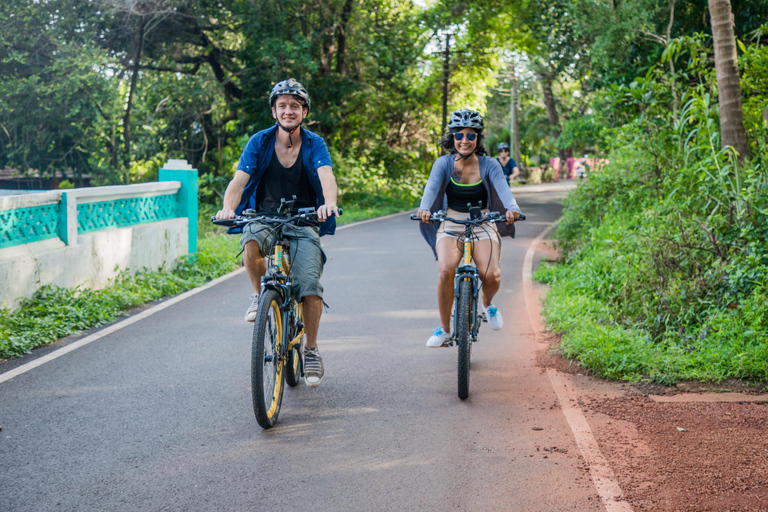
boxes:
[317,203,340,221]
[215,208,236,220]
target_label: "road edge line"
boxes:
[523,225,633,512]
[0,267,246,385]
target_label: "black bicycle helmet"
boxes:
[447,109,484,131]
[497,142,510,151]
[269,78,311,109]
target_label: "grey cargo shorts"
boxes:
[240,222,326,300]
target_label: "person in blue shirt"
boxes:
[215,79,339,387]
[496,142,520,185]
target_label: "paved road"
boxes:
[1,187,603,511]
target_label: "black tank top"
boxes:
[446,178,486,212]
[255,150,317,222]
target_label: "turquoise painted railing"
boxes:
[0,203,61,249]
[0,159,198,253]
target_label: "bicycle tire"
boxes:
[251,289,285,429]
[456,278,473,400]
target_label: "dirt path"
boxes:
[531,239,768,512]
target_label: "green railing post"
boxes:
[159,159,198,255]
[57,191,70,245]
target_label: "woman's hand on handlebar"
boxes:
[416,209,432,223]
[505,210,520,224]
[215,208,236,220]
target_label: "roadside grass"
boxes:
[1,203,413,361]
[537,260,768,385]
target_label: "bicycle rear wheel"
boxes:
[251,289,285,429]
[456,278,473,400]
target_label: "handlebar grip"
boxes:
[211,217,238,227]
[410,214,419,220]
[517,214,526,221]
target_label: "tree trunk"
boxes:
[708,0,749,159]
[335,0,354,75]
[538,70,570,170]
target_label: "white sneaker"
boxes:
[244,293,259,322]
[426,327,451,348]
[481,303,503,330]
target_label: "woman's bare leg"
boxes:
[472,238,502,307]
[436,237,463,333]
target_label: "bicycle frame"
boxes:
[261,234,304,364]
[453,233,481,344]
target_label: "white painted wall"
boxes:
[0,218,188,310]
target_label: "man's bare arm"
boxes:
[215,170,250,219]
[317,165,339,220]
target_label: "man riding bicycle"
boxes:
[215,78,339,387]
[496,142,520,185]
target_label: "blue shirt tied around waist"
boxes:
[230,124,336,236]
[418,154,522,259]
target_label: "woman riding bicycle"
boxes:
[416,109,522,348]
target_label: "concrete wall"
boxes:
[0,159,198,310]
[0,219,188,309]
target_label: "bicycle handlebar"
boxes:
[409,211,526,224]
[212,207,343,227]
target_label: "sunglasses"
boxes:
[453,132,477,141]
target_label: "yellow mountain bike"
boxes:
[214,200,340,428]
[412,207,525,399]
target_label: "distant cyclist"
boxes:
[215,78,339,386]
[416,110,522,347]
[496,142,520,185]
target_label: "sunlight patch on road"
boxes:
[375,310,439,319]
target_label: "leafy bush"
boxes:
[536,38,768,384]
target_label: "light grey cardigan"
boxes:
[418,154,522,259]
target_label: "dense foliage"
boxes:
[0,0,516,212]
[537,26,768,384]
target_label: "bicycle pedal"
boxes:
[441,340,454,348]
[480,313,487,322]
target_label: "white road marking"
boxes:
[523,223,634,512]
[0,268,246,384]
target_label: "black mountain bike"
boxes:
[412,205,525,399]
[213,199,340,428]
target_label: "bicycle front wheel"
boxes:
[456,278,473,400]
[251,289,286,429]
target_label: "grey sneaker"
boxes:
[303,346,325,387]
[244,293,259,322]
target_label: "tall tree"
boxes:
[708,0,749,159]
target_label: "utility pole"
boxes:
[440,32,452,139]
[509,67,520,163]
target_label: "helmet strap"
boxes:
[279,124,298,149]
[454,150,474,161]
